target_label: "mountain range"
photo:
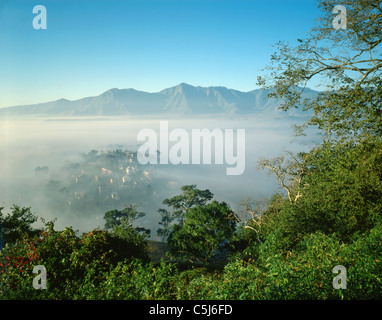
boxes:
[0,83,318,117]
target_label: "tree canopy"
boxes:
[167,200,238,265]
[1,0,381,301]
[257,0,382,142]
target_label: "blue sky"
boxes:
[0,0,320,108]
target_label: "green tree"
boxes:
[156,208,173,242]
[0,217,150,299]
[108,218,150,262]
[157,185,214,240]
[0,206,38,246]
[167,201,238,265]
[257,0,382,143]
[162,185,213,223]
[232,194,287,261]
[251,1,382,274]
[287,139,381,242]
[104,204,149,236]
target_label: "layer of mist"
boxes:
[0,115,319,237]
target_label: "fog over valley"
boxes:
[0,114,318,236]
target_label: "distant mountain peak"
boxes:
[103,88,120,95]
[177,82,193,87]
[56,98,70,102]
[0,84,318,117]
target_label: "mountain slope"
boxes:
[0,83,318,117]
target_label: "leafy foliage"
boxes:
[0,206,39,245]
[158,184,213,229]
[0,219,149,299]
[167,201,238,265]
[1,0,381,301]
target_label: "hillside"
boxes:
[0,83,318,117]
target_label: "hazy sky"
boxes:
[0,0,320,108]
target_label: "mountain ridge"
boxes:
[0,83,318,117]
